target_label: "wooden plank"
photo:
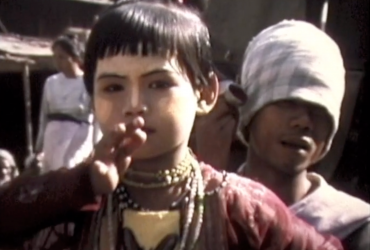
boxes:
[63,0,113,5]
[0,56,54,73]
[0,34,52,57]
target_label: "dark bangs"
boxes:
[84,1,213,95]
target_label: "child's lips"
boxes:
[142,127,156,134]
[280,137,311,151]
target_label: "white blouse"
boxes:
[35,73,93,152]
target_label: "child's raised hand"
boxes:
[90,117,147,195]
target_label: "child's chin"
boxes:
[131,145,161,160]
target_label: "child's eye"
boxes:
[103,84,124,92]
[149,80,173,89]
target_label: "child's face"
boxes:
[93,54,216,159]
[0,158,12,185]
[52,45,77,73]
[248,100,331,174]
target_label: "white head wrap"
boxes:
[239,20,345,158]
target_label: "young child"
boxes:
[0,2,342,250]
[0,149,18,186]
[238,20,370,250]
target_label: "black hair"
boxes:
[83,0,213,95]
[113,0,209,13]
[52,34,84,61]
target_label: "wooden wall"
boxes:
[0,0,107,38]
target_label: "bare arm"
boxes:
[35,80,49,153]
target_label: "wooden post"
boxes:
[22,63,34,157]
[320,0,329,31]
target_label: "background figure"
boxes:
[237,20,370,250]
[0,149,19,186]
[24,35,94,249]
[192,69,246,171]
[34,35,94,172]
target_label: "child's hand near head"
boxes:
[89,117,147,195]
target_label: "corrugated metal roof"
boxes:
[0,34,52,57]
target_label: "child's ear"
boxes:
[195,72,219,116]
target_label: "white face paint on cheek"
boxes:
[156,59,197,117]
[94,97,113,125]
[157,88,197,118]
[156,95,172,114]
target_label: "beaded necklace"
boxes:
[121,151,194,189]
[93,149,205,250]
[115,177,192,211]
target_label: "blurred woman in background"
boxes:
[34,35,93,172]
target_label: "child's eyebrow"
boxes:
[96,69,176,81]
[97,73,127,81]
[140,69,174,78]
